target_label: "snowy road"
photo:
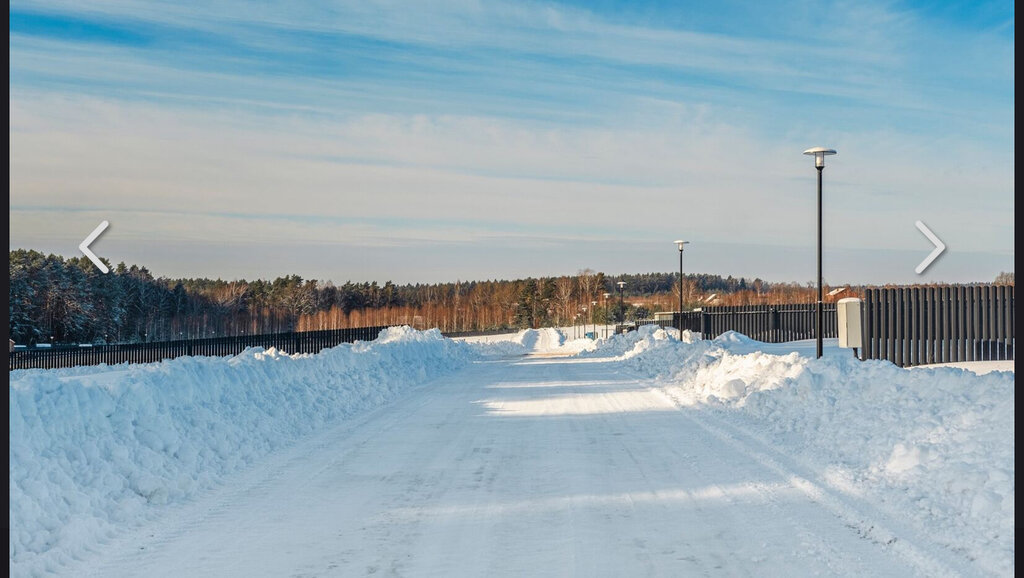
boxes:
[67,345,964,578]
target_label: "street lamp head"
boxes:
[674,239,689,252]
[603,292,611,298]
[803,147,836,169]
[617,281,626,288]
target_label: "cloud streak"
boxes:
[8,0,1014,284]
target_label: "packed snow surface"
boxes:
[10,327,515,575]
[9,326,1014,577]
[582,326,1014,575]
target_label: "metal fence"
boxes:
[9,326,392,371]
[640,286,1014,368]
[861,285,1014,367]
[641,303,837,343]
[12,286,1013,371]
[702,303,837,342]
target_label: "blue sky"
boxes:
[9,0,1014,285]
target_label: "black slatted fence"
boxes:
[645,304,837,343]
[703,303,836,342]
[9,326,392,371]
[862,285,1014,367]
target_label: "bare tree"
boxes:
[555,276,575,325]
[577,268,597,308]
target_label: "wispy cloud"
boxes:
[8,1,1014,283]
[12,1,1011,124]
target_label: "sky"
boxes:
[8,0,1015,286]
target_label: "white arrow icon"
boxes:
[80,221,110,274]
[914,220,945,274]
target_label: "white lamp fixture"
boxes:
[803,147,836,168]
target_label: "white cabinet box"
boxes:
[837,297,863,349]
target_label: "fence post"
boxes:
[917,286,925,364]
[924,287,934,364]
[872,289,881,360]
[980,285,989,360]
[892,288,902,367]
[947,286,955,363]
[1000,285,1008,360]
[1001,284,1010,360]
[940,286,950,363]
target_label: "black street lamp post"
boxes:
[602,292,611,338]
[616,281,626,326]
[804,147,836,359]
[675,240,689,338]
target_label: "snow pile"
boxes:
[9,324,1015,575]
[580,324,704,357]
[489,329,550,356]
[463,328,594,356]
[609,331,1014,575]
[450,329,568,356]
[578,325,712,374]
[9,327,478,575]
[544,328,597,355]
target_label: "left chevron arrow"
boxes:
[79,221,110,274]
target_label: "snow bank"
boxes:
[578,324,709,369]
[450,329,573,356]
[460,328,593,356]
[9,327,479,576]
[9,324,1014,575]
[479,329,543,356]
[593,328,1015,576]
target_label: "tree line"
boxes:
[15,250,1005,345]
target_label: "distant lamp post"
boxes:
[674,240,690,338]
[602,292,611,338]
[616,281,626,325]
[804,146,837,359]
[591,300,598,338]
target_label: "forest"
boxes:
[10,249,853,345]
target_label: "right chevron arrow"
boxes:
[914,220,945,274]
